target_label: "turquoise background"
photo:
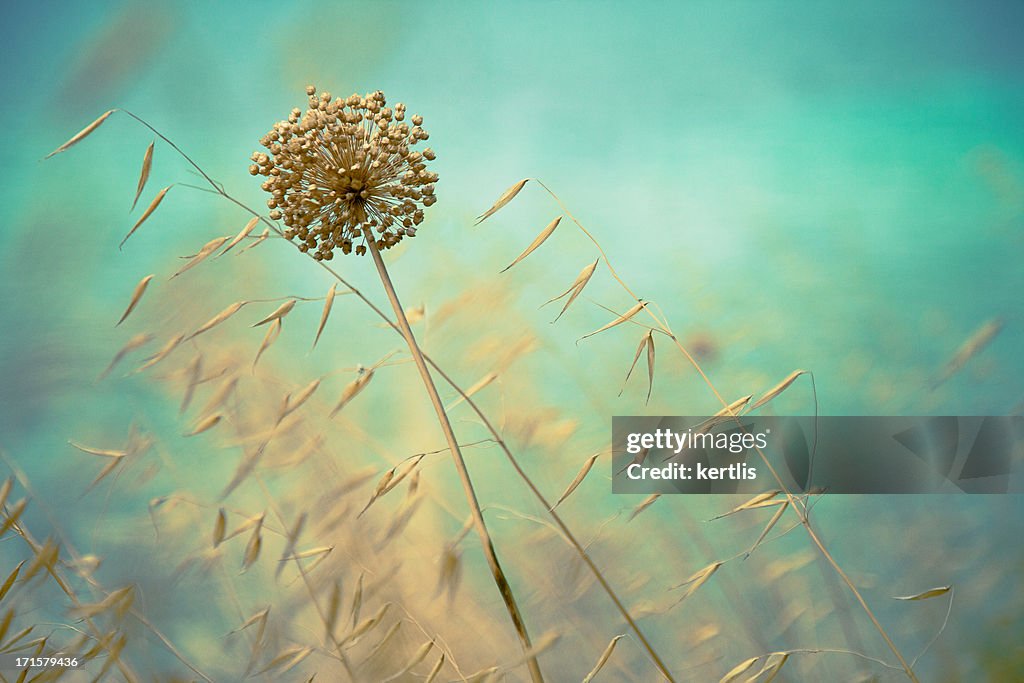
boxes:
[2,1,1023,680]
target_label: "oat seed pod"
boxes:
[252,86,438,260]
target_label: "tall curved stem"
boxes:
[362,228,544,683]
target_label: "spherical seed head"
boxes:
[253,87,439,259]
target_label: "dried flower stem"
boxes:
[361,227,544,683]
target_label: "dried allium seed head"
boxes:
[253,86,439,259]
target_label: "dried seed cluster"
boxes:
[252,86,438,259]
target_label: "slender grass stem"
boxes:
[361,228,544,683]
[534,179,920,683]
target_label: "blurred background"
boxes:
[2,1,1022,680]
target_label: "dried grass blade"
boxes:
[87,460,121,492]
[382,640,434,682]
[710,491,781,520]
[697,395,753,432]
[22,539,59,582]
[750,370,807,411]
[366,622,402,663]
[45,110,115,159]
[219,217,260,257]
[436,545,462,602]
[255,646,313,675]
[241,522,263,571]
[500,216,561,272]
[275,513,306,580]
[712,395,752,419]
[476,178,530,224]
[312,284,336,350]
[552,453,600,510]
[423,654,445,683]
[283,379,321,418]
[116,275,154,326]
[466,666,498,682]
[284,545,333,562]
[745,502,788,558]
[232,607,269,637]
[0,561,24,602]
[331,370,374,417]
[578,301,647,343]
[69,586,134,620]
[253,319,282,370]
[620,331,655,401]
[543,259,599,323]
[188,301,248,341]
[0,478,11,512]
[582,634,625,682]
[68,442,126,459]
[237,607,269,674]
[238,227,269,254]
[201,376,238,416]
[344,603,390,647]
[187,414,222,437]
[180,355,203,414]
[748,652,789,682]
[628,493,660,522]
[506,631,561,669]
[672,561,723,602]
[136,334,184,373]
[618,333,649,396]
[0,608,12,645]
[131,141,155,211]
[405,303,425,324]
[893,586,951,601]
[933,317,1004,389]
[350,573,364,628]
[222,451,265,500]
[645,331,656,404]
[223,514,264,543]
[446,371,497,410]
[1,623,35,655]
[376,496,423,548]
[253,300,296,327]
[172,237,229,279]
[212,508,226,548]
[120,186,171,249]
[323,580,342,642]
[720,656,760,683]
[99,333,153,379]
[359,468,396,517]
[95,633,127,680]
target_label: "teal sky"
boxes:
[7,1,1022,417]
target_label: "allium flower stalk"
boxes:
[251,86,438,260]
[252,86,545,681]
